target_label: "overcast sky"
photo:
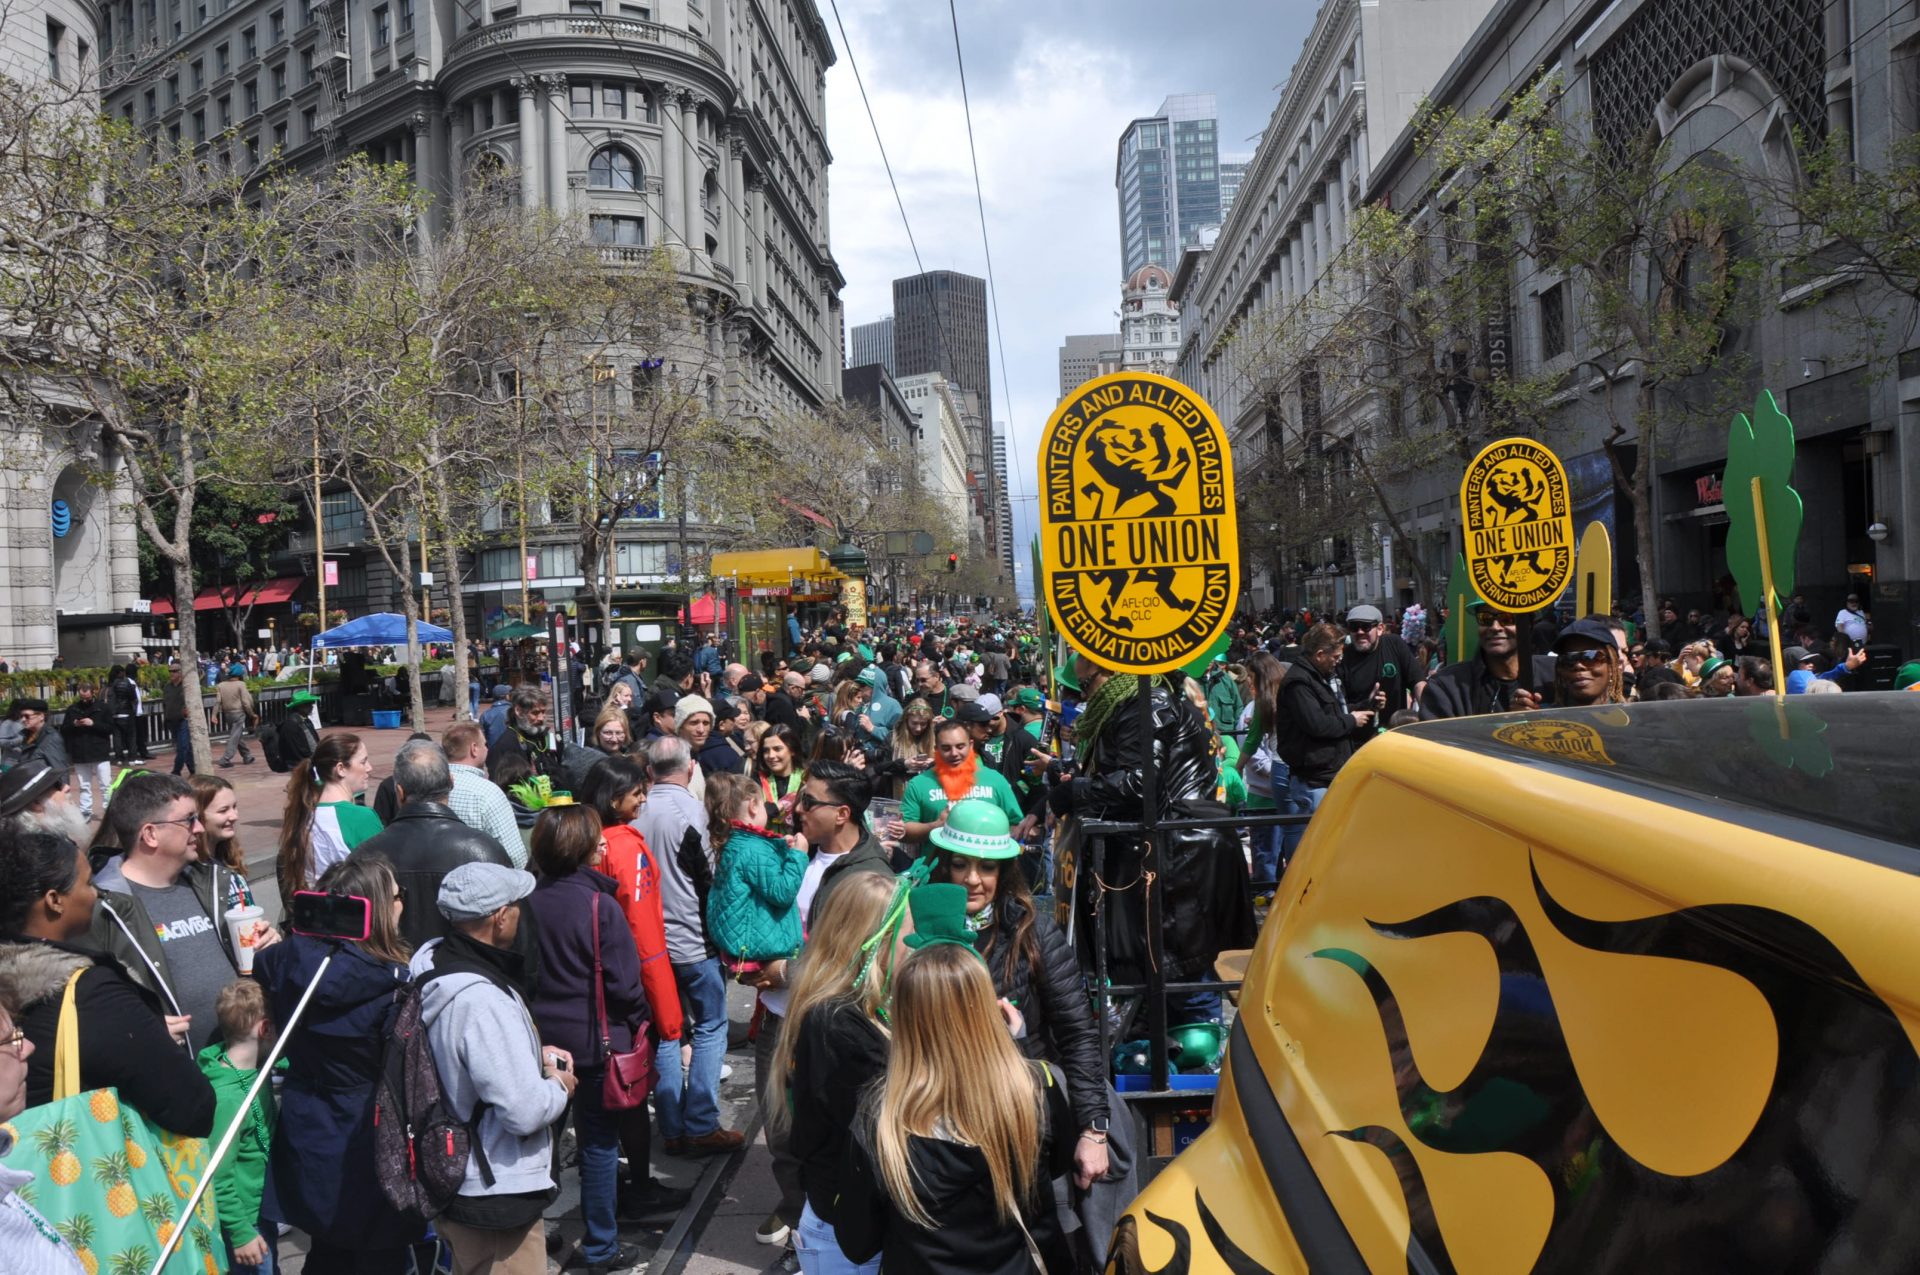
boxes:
[821,0,1313,602]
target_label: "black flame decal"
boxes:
[1313,856,1920,1273]
[1107,1192,1278,1275]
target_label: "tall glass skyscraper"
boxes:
[1116,94,1221,277]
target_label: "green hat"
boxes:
[289,690,320,708]
[856,643,876,662]
[928,798,1019,860]
[1699,657,1732,681]
[1010,687,1046,712]
[903,883,981,956]
[835,651,854,664]
[1895,660,1920,691]
[1052,660,1081,694]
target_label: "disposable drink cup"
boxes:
[225,905,265,974]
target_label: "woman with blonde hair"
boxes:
[837,941,1075,1275]
[592,702,634,755]
[771,870,900,1274]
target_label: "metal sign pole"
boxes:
[1140,673,1168,1092]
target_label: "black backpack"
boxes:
[259,726,289,774]
[372,969,493,1219]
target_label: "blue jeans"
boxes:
[171,719,193,774]
[1167,990,1223,1026]
[572,1069,622,1264]
[653,957,726,1140]
[1285,773,1328,873]
[796,1201,879,1275]
[468,681,481,717]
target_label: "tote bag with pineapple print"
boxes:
[0,968,226,1274]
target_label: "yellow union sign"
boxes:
[1460,436,1575,612]
[1038,372,1239,674]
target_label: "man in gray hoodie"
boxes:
[411,862,588,1275]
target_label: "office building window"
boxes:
[144,88,157,117]
[273,121,287,148]
[588,144,639,190]
[300,48,313,83]
[191,57,203,89]
[166,73,179,104]
[243,80,257,113]
[242,26,256,58]
[602,84,625,118]
[192,109,206,140]
[302,105,317,139]
[1539,282,1568,360]
[269,9,284,41]
[571,84,592,115]
[271,63,285,97]
[215,42,229,74]
[373,6,389,46]
[399,0,413,34]
[590,215,645,246]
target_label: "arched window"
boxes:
[589,145,640,191]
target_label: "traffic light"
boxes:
[947,553,958,573]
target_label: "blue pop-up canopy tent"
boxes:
[309,612,453,649]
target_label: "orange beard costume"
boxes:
[936,750,980,803]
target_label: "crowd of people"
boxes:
[0,586,1909,1275]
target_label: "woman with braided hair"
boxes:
[1047,654,1255,1024]
[1550,618,1631,707]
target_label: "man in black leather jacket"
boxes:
[1048,655,1255,1017]
[350,739,513,949]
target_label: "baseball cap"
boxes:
[976,693,1003,715]
[948,682,980,703]
[1010,687,1046,711]
[490,684,511,701]
[438,862,537,922]
[1552,618,1618,652]
[1782,646,1813,666]
[954,701,992,725]
[1346,604,1384,626]
[737,672,765,693]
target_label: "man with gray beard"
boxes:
[0,760,91,848]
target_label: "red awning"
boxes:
[678,594,730,625]
[147,576,304,615]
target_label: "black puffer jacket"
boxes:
[348,802,514,949]
[1052,680,1255,983]
[60,697,114,764]
[976,897,1104,1133]
[1273,660,1352,787]
[0,936,215,1137]
[790,998,889,1226]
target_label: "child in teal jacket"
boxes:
[197,979,284,1270]
[704,773,807,974]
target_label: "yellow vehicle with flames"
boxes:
[1112,693,1920,1274]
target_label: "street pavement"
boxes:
[147,710,778,1273]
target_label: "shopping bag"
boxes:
[0,968,226,1273]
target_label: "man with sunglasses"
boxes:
[1339,605,1425,745]
[91,774,279,1050]
[1418,602,1544,720]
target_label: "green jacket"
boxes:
[196,1043,283,1247]
[1206,671,1245,742]
[706,827,807,961]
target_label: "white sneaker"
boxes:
[756,1212,792,1247]
[719,1063,734,1082]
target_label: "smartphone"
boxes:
[546,1051,571,1073]
[290,890,373,942]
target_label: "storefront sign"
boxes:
[1038,371,1239,674]
[842,577,868,628]
[1695,473,1724,505]
[1460,437,1575,612]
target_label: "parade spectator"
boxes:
[4,698,68,775]
[1202,656,1244,746]
[276,733,380,902]
[837,940,1077,1275]
[1735,656,1775,698]
[276,691,322,767]
[911,661,955,719]
[164,664,195,775]
[1834,593,1870,645]
[754,724,806,834]
[682,694,744,779]
[771,870,899,1271]
[0,988,91,1274]
[929,800,1108,1188]
[763,671,812,741]
[1339,604,1424,748]
[577,755,691,1225]
[93,772,276,1049]
[479,684,513,747]
[412,862,575,1274]
[593,702,634,755]
[1273,624,1369,810]
[350,739,515,949]
[488,684,568,786]
[0,762,90,848]
[197,978,279,1271]
[1700,657,1738,697]
[1551,619,1630,707]
[190,774,258,912]
[1419,605,1543,719]
[635,735,743,1156]
[105,663,147,764]
[525,807,648,1275]
[215,665,257,768]
[609,650,649,706]
[901,717,1025,852]
[442,722,528,869]
[59,683,113,820]
[705,772,806,977]
[1049,655,1254,1024]
[0,830,215,1136]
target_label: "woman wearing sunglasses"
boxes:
[1550,619,1629,707]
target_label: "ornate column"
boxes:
[725,132,747,287]
[680,92,701,262]
[514,77,540,207]
[659,88,686,250]
[447,104,468,214]
[543,74,569,211]
[410,112,437,248]
[746,173,767,309]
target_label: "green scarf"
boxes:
[1072,672,1143,760]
